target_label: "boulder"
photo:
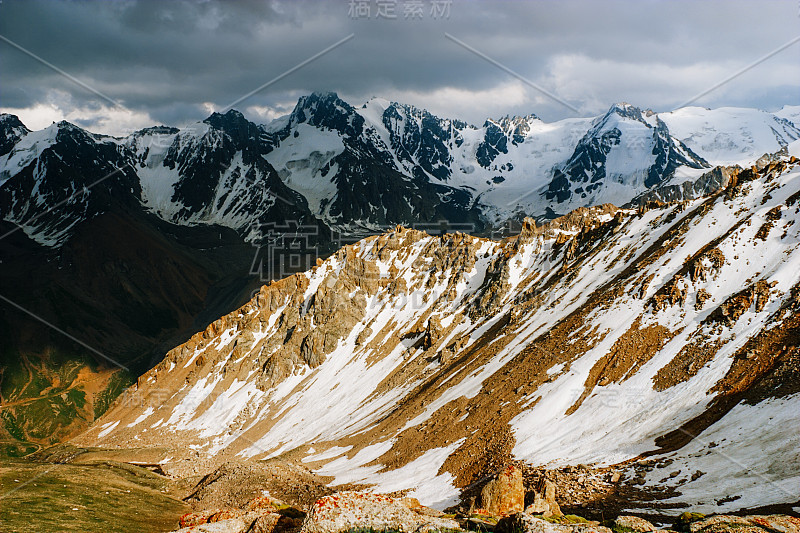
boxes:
[499,514,611,533]
[480,464,525,516]
[300,491,460,533]
[249,513,282,533]
[244,495,282,513]
[524,480,562,518]
[614,516,656,532]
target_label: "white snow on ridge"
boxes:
[775,104,800,126]
[660,106,800,166]
[0,124,61,184]
[262,123,344,215]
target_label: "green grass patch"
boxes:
[540,514,591,524]
[674,512,707,532]
[0,459,188,533]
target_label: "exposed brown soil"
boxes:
[652,334,721,392]
[570,318,673,414]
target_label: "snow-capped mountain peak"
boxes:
[2,96,798,248]
[0,113,30,157]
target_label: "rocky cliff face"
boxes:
[545,104,708,206]
[77,151,800,515]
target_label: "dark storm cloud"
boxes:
[1,0,798,134]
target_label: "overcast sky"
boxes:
[1,0,798,135]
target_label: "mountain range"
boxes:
[1,94,798,458]
[3,94,799,248]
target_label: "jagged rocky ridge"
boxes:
[78,150,800,515]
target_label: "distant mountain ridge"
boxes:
[2,95,798,249]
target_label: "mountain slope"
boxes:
[2,99,798,452]
[0,111,331,448]
[262,92,484,233]
[0,205,265,452]
[542,103,708,213]
[0,120,143,246]
[77,151,800,514]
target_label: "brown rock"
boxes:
[422,316,442,350]
[524,480,562,518]
[481,464,525,516]
[250,513,282,533]
[614,516,656,532]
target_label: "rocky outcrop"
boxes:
[524,480,562,518]
[498,514,612,533]
[479,464,525,516]
[630,165,736,207]
[614,516,656,532]
[300,492,460,533]
[421,316,442,351]
[689,247,725,283]
[706,280,778,325]
[653,275,687,310]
